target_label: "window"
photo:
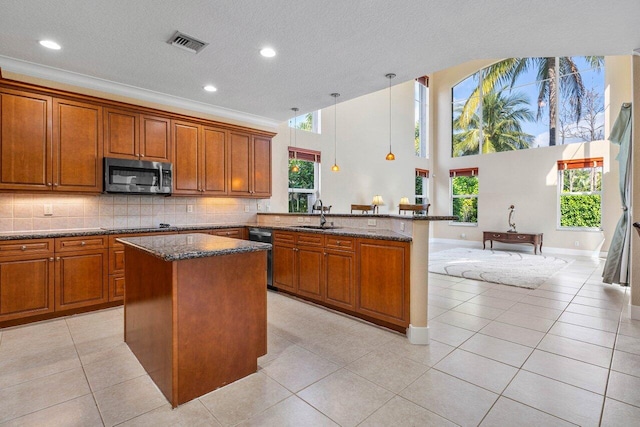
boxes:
[288,147,320,213]
[415,169,429,204]
[557,158,602,229]
[415,77,429,158]
[452,56,604,157]
[288,110,321,134]
[450,168,478,224]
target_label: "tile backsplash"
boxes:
[0,194,266,232]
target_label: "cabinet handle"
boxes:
[81,241,86,246]
[47,182,52,186]
[136,153,140,157]
[54,183,58,186]
[56,257,60,261]
[49,257,54,262]
[336,241,341,245]
[493,234,501,237]
[140,154,145,157]
[21,245,27,251]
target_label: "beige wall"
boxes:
[429,56,632,254]
[270,81,431,214]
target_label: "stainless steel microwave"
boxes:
[103,157,172,195]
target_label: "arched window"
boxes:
[452,57,604,157]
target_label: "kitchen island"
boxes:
[119,233,271,407]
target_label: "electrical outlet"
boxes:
[367,219,377,226]
[304,217,311,223]
[187,235,194,244]
[257,203,263,211]
[297,217,304,223]
[244,205,250,213]
[574,241,580,247]
[461,233,466,239]
[275,216,281,222]
[44,204,53,216]
[187,205,193,213]
[266,203,271,212]
[400,222,405,232]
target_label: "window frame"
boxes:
[449,168,479,226]
[415,78,429,158]
[556,158,603,231]
[288,110,322,134]
[415,168,429,204]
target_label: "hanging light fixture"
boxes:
[290,107,300,172]
[385,73,396,161]
[330,93,340,172]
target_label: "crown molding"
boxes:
[0,55,280,130]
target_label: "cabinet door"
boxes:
[325,249,355,310]
[296,246,324,301]
[172,120,200,194]
[0,89,52,191]
[109,274,125,302]
[228,132,251,195]
[0,256,54,321]
[252,136,271,197]
[141,115,171,162]
[104,107,139,159]
[53,99,103,192]
[356,239,409,327]
[201,126,227,194]
[55,249,108,310]
[273,244,296,293]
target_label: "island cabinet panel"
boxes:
[0,239,55,322]
[356,239,410,328]
[53,99,103,193]
[0,89,52,191]
[324,248,355,310]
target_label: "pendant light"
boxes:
[385,73,396,161]
[290,107,300,173]
[330,93,340,172]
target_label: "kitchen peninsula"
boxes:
[119,233,271,407]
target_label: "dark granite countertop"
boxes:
[118,233,271,261]
[266,226,412,242]
[257,213,457,221]
[0,224,252,241]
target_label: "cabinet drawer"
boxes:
[211,228,245,239]
[55,236,107,252]
[297,233,324,247]
[273,231,295,245]
[487,232,507,240]
[325,236,354,251]
[0,239,54,258]
[508,234,534,243]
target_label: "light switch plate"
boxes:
[187,205,193,213]
[297,217,304,223]
[244,205,250,213]
[44,204,53,216]
[368,219,377,226]
[400,222,405,231]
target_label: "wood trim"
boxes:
[415,168,429,178]
[450,167,478,177]
[0,70,276,138]
[557,157,604,170]
[288,146,321,163]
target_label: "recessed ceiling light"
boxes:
[260,47,276,58]
[203,85,217,92]
[39,40,61,50]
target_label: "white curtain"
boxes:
[603,103,632,285]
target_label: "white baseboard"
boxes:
[406,324,430,345]
[429,238,605,258]
[627,304,640,320]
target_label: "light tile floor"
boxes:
[1,246,640,426]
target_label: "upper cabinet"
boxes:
[0,76,274,196]
[228,132,271,197]
[0,90,102,193]
[104,107,171,162]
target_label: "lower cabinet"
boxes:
[272,231,408,329]
[0,246,55,322]
[55,249,109,310]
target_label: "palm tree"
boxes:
[453,89,535,156]
[458,56,603,146]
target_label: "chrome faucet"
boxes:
[314,199,326,227]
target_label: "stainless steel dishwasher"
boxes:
[248,228,273,289]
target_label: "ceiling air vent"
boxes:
[167,31,209,54]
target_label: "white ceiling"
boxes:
[0,0,638,128]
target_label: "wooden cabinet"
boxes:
[0,89,52,191]
[228,132,271,197]
[324,236,356,311]
[0,93,103,193]
[54,236,108,310]
[296,233,324,301]
[173,120,227,195]
[356,238,410,328]
[273,231,296,293]
[0,239,55,322]
[104,108,171,162]
[210,227,245,239]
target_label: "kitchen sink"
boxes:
[293,225,342,230]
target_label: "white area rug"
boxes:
[428,248,571,289]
